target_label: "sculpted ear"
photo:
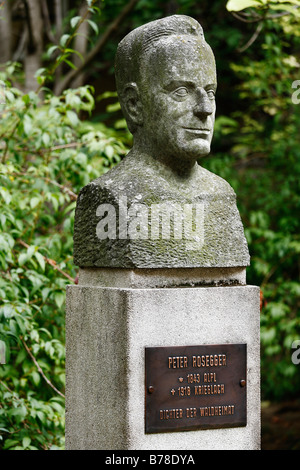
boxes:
[122,83,143,127]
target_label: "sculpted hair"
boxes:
[114,15,205,133]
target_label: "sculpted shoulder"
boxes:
[196,165,235,196]
[78,157,236,204]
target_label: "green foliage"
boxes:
[227,0,300,15]
[0,60,128,448]
[203,0,300,400]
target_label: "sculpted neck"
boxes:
[129,140,200,182]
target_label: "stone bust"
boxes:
[73,15,250,269]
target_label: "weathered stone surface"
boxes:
[73,15,250,268]
[78,266,247,288]
[74,163,249,267]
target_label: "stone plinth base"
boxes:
[66,284,260,450]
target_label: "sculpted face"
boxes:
[139,36,217,164]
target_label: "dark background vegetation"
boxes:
[0,0,299,450]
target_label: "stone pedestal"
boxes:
[65,271,260,450]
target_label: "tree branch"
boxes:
[238,22,263,52]
[43,177,78,201]
[17,239,76,283]
[41,0,56,44]
[54,0,63,43]
[21,337,65,399]
[54,0,140,95]
[71,1,91,88]
[232,11,263,23]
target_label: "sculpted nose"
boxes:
[193,88,214,118]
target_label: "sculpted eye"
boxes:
[207,90,215,100]
[173,87,189,98]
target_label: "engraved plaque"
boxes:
[145,344,246,433]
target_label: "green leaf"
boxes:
[47,45,59,58]
[69,49,84,63]
[0,188,11,205]
[15,316,26,335]
[60,34,70,48]
[35,252,45,271]
[75,152,87,166]
[269,302,290,320]
[107,102,121,113]
[64,59,78,70]
[261,327,276,345]
[105,145,114,159]
[0,428,10,433]
[226,0,262,11]
[36,75,45,85]
[23,115,32,135]
[31,371,41,386]
[3,439,20,449]
[27,245,35,258]
[30,197,40,209]
[34,68,46,78]
[269,3,300,15]
[70,16,81,29]
[22,436,31,449]
[10,405,27,423]
[87,19,99,35]
[42,132,50,147]
[18,253,28,266]
[66,110,79,127]
[15,348,27,365]
[54,292,65,309]
[36,411,46,424]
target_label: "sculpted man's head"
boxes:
[115,15,217,168]
[74,16,251,270]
